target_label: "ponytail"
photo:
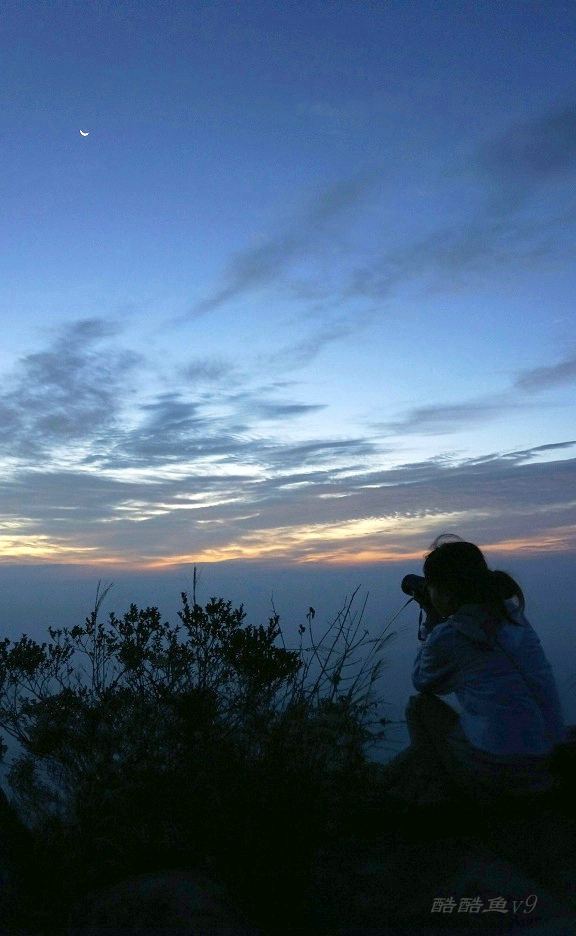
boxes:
[490,569,525,614]
[423,536,526,626]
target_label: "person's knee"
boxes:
[405,693,435,744]
[406,692,458,734]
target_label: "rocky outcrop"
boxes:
[5,729,576,934]
[307,796,576,934]
[62,795,576,935]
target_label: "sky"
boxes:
[0,0,575,570]
[0,1,575,759]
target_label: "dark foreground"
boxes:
[2,749,576,935]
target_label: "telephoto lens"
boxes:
[401,574,445,635]
[401,574,427,602]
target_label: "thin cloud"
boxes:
[343,101,576,305]
[380,346,576,439]
[182,357,243,386]
[378,398,527,437]
[165,103,576,343]
[0,318,140,459]
[267,438,379,469]
[476,101,576,194]
[2,320,575,565]
[1,430,574,564]
[0,319,336,475]
[247,401,326,422]
[345,208,570,304]
[178,171,380,321]
[514,355,576,392]
[106,450,576,562]
[261,316,365,371]
[515,440,576,456]
[117,394,226,465]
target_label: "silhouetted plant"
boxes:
[0,579,396,926]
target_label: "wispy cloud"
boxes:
[514,354,576,392]
[377,397,529,437]
[343,100,576,303]
[165,101,576,377]
[260,316,366,371]
[245,400,326,422]
[475,101,576,204]
[0,318,140,460]
[344,201,574,306]
[0,323,574,565]
[2,441,574,565]
[377,346,576,439]
[182,357,244,386]
[178,171,379,321]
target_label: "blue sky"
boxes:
[1,0,576,568]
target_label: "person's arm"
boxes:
[412,623,459,695]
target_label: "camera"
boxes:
[401,573,444,637]
[401,574,428,605]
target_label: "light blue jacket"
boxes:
[412,603,566,757]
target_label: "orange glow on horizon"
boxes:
[0,527,574,569]
[481,533,576,556]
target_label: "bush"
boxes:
[0,581,395,925]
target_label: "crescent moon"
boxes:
[79,130,89,136]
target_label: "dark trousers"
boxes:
[383,693,555,803]
[381,693,473,802]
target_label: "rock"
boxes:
[306,788,576,935]
[19,727,576,933]
[445,844,575,929]
[67,869,259,935]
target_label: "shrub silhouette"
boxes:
[0,582,395,927]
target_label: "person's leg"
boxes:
[378,694,458,797]
[406,693,475,797]
[405,692,459,748]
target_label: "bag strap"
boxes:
[493,637,546,714]
[451,617,555,746]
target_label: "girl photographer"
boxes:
[387,535,566,804]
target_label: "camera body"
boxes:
[401,574,428,605]
[401,573,445,635]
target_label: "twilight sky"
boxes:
[1,0,576,569]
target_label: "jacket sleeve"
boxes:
[412,623,460,694]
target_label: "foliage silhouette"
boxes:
[0,581,396,928]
